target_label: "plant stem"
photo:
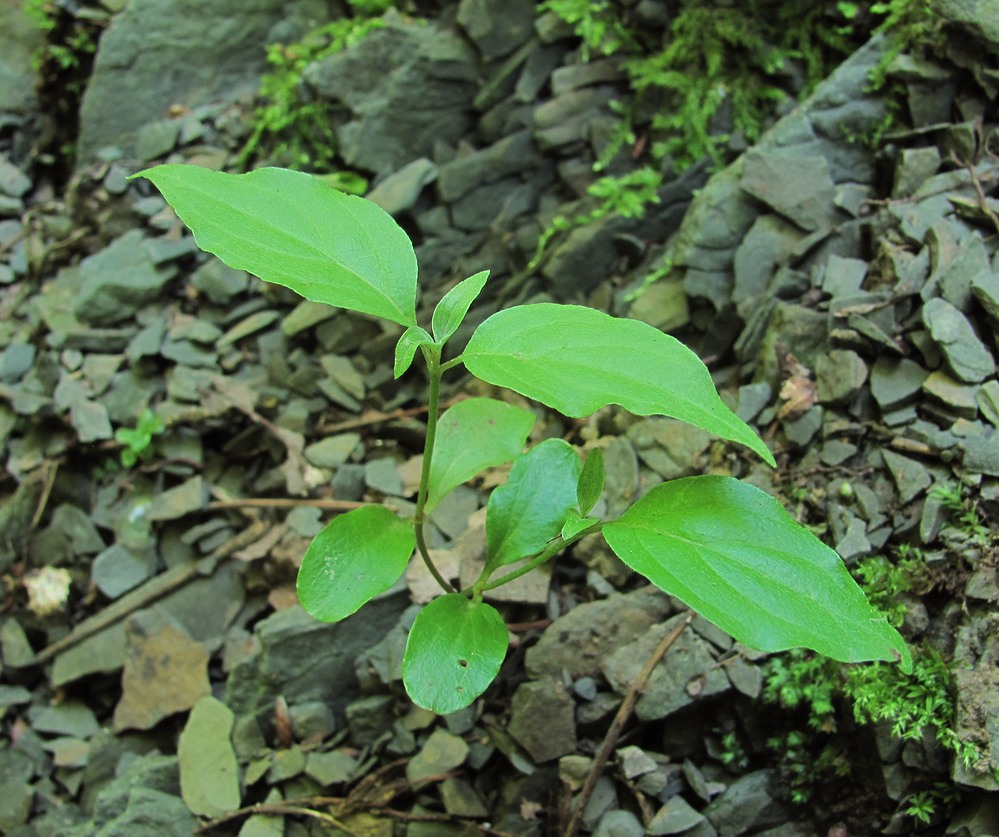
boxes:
[473,524,601,595]
[413,345,456,594]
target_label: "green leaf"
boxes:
[297,505,414,623]
[432,270,489,345]
[485,438,580,572]
[463,304,774,466]
[395,326,434,379]
[562,509,600,540]
[426,398,535,514]
[403,594,509,714]
[133,165,418,326]
[577,448,605,515]
[602,476,912,671]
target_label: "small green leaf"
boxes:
[463,304,774,466]
[426,398,535,514]
[297,506,415,623]
[562,509,600,540]
[432,270,489,345]
[395,326,434,378]
[577,448,605,515]
[485,438,580,572]
[602,475,912,670]
[133,165,418,326]
[403,594,509,714]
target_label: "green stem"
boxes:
[472,524,601,595]
[413,345,456,594]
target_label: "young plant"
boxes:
[115,407,165,468]
[133,165,911,714]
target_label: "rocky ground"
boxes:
[0,1,998,835]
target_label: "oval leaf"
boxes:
[602,476,912,670]
[134,165,418,326]
[432,270,489,345]
[463,304,774,466]
[426,398,535,514]
[297,505,415,623]
[403,594,509,714]
[395,325,434,379]
[485,438,580,572]
[577,447,605,516]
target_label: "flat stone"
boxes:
[73,230,177,326]
[440,777,489,818]
[367,157,438,215]
[77,0,329,163]
[406,728,469,783]
[892,146,941,198]
[113,610,211,731]
[922,297,995,383]
[92,544,156,599]
[457,0,535,59]
[437,130,538,202]
[306,750,357,786]
[822,254,868,298]
[971,268,999,329]
[179,696,241,817]
[922,371,980,419]
[648,795,705,835]
[732,215,802,307]
[304,433,361,468]
[704,770,787,835]
[740,149,837,232]
[190,259,249,303]
[594,809,644,837]
[70,399,114,443]
[508,678,576,763]
[978,380,999,428]
[816,349,868,404]
[0,3,43,113]
[629,279,689,331]
[882,449,932,504]
[526,587,672,679]
[148,476,207,521]
[602,613,730,721]
[870,357,929,411]
[306,21,478,174]
[963,432,999,477]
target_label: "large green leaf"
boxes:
[425,398,535,514]
[485,438,580,572]
[297,505,414,622]
[463,304,774,466]
[134,165,418,326]
[403,594,509,714]
[602,476,912,670]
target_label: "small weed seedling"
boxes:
[135,165,911,713]
[115,407,165,468]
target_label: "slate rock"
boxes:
[179,696,241,817]
[525,587,672,679]
[73,230,177,326]
[508,678,576,763]
[704,770,787,836]
[90,752,183,824]
[113,610,211,731]
[0,750,33,831]
[92,544,156,599]
[971,268,999,329]
[881,449,932,504]
[732,215,802,307]
[870,357,929,411]
[963,432,999,478]
[0,3,43,113]
[541,211,626,297]
[225,594,408,726]
[648,795,706,835]
[978,380,999,428]
[306,21,478,174]
[346,694,396,747]
[367,158,438,216]
[922,297,995,383]
[437,130,538,202]
[87,787,196,837]
[440,777,489,818]
[457,0,535,59]
[77,0,329,163]
[407,728,469,783]
[594,809,644,837]
[953,661,999,791]
[602,613,730,721]
[815,349,868,404]
[740,149,837,232]
[922,371,980,419]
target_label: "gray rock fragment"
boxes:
[922,297,995,383]
[740,150,837,232]
[457,0,535,59]
[704,770,787,836]
[508,679,576,763]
